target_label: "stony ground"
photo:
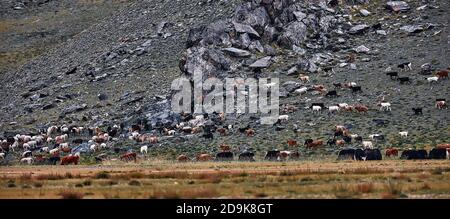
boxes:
[0,0,449,160]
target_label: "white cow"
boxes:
[312,106,322,114]
[328,106,340,113]
[49,148,59,156]
[90,144,98,152]
[294,87,308,95]
[140,145,148,154]
[20,157,33,165]
[40,147,49,153]
[427,76,439,83]
[399,131,408,138]
[362,141,373,149]
[278,115,289,122]
[379,102,391,111]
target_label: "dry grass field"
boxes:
[1,160,449,199]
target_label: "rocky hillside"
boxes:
[0,0,449,159]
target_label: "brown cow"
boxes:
[245,128,255,137]
[60,154,79,165]
[385,148,399,157]
[336,140,346,146]
[196,154,213,162]
[217,128,228,136]
[436,101,447,109]
[149,136,158,144]
[191,127,202,134]
[436,70,448,79]
[305,140,323,149]
[177,155,190,162]
[354,105,369,113]
[120,152,137,162]
[287,139,298,147]
[437,143,450,149]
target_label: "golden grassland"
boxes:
[0,160,449,199]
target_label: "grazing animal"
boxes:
[203,131,214,140]
[337,149,356,160]
[350,86,362,93]
[22,151,32,158]
[325,90,338,97]
[120,152,137,162]
[140,145,148,154]
[400,149,428,160]
[312,105,322,113]
[245,128,255,137]
[412,107,423,115]
[363,149,382,161]
[149,136,158,144]
[294,87,308,95]
[385,148,399,157]
[278,115,289,122]
[90,144,98,152]
[327,139,336,146]
[287,139,298,147]
[328,106,340,114]
[215,152,234,161]
[397,77,411,84]
[354,105,369,113]
[196,154,213,162]
[398,62,412,71]
[305,140,323,149]
[386,72,398,79]
[239,151,255,161]
[217,128,228,136]
[429,148,447,159]
[436,143,450,149]
[177,155,190,162]
[0,152,5,159]
[399,131,408,138]
[60,154,80,165]
[435,100,447,109]
[435,70,448,79]
[333,83,342,88]
[265,150,281,161]
[427,76,439,83]
[20,157,33,165]
[362,141,373,149]
[378,102,391,111]
[298,74,310,83]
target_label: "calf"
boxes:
[386,72,398,79]
[398,62,412,71]
[412,107,423,115]
[399,131,408,138]
[325,90,338,97]
[397,77,411,84]
[435,70,448,79]
[351,86,362,93]
[140,145,148,154]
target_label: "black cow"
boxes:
[354,149,366,160]
[351,86,362,93]
[238,125,251,133]
[238,151,255,161]
[343,136,352,143]
[334,130,343,137]
[398,77,411,84]
[216,152,234,161]
[386,72,398,79]
[202,131,214,140]
[265,150,280,161]
[364,149,382,160]
[373,135,385,142]
[429,148,446,159]
[401,149,428,160]
[327,139,336,146]
[412,107,423,115]
[337,149,355,160]
[304,139,314,146]
[355,136,363,143]
[325,90,338,97]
